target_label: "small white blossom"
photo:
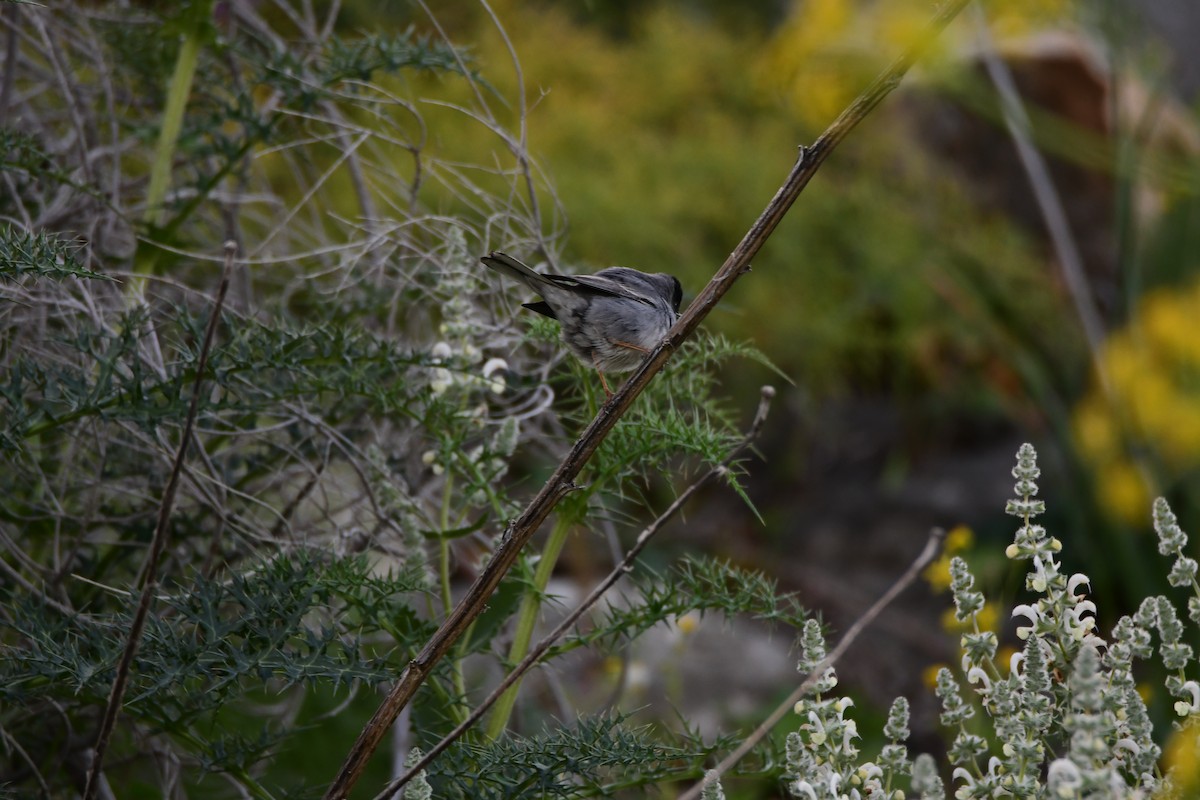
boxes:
[1173,681,1200,717]
[430,367,452,395]
[1067,573,1091,600]
[1012,604,1040,640]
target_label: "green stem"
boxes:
[437,470,468,722]
[131,1,212,288]
[439,472,455,617]
[484,512,575,737]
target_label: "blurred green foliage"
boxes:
[403,0,1200,603]
[376,0,1083,414]
[5,0,1200,796]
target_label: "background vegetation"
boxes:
[2,0,1199,797]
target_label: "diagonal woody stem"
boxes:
[679,527,946,800]
[324,3,972,796]
[376,386,776,799]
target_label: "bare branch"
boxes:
[970,5,1110,390]
[678,527,947,800]
[376,386,776,799]
[82,242,237,800]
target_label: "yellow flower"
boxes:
[758,0,913,127]
[941,601,998,634]
[924,554,954,593]
[946,525,974,553]
[1072,396,1118,462]
[922,525,974,592]
[922,663,946,691]
[1163,721,1200,798]
[1097,460,1151,527]
[975,602,999,634]
[1129,372,1179,443]
[1072,274,1200,523]
[1104,333,1148,396]
[1143,286,1200,367]
[987,0,1074,37]
[940,606,962,633]
[876,3,952,65]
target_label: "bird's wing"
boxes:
[480,252,544,286]
[544,273,658,306]
[482,252,658,307]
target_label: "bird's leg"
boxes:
[597,341,654,398]
[592,353,614,399]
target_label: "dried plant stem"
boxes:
[82,242,237,800]
[323,3,971,796]
[377,386,777,800]
[1,4,17,119]
[678,527,947,800]
[971,6,1161,525]
[970,5,1110,393]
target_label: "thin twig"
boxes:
[1,3,19,120]
[376,386,777,799]
[477,0,560,271]
[0,722,51,797]
[969,5,1109,393]
[678,527,947,800]
[970,6,1163,500]
[322,3,971,796]
[82,242,237,800]
[0,534,86,621]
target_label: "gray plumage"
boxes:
[480,251,682,381]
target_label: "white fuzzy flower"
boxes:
[482,357,508,394]
[1012,604,1040,640]
[421,450,444,476]
[1047,758,1082,797]
[966,666,992,692]
[430,367,453,395]
[1173,680,1200,716]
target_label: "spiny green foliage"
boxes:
[0,225,109,282]
[430,715,707,798]
[0,553,431,722]
[323,28,476,84]
[554,555,808,657]
[0,311,436,449]
[256,27,475,116]
[576,333,783,492]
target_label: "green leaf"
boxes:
[0,226,113,282]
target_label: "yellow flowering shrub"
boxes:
[1072,277,1200,523]
[1163,722,1200,798]
[758,0,1075,129]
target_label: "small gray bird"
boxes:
[480,251,683,395]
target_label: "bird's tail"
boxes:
[480,251,545,291]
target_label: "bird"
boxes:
[480,251,683,396]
